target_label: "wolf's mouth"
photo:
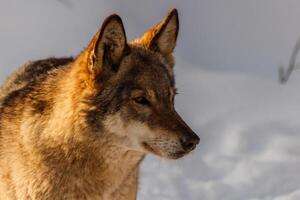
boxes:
[168,151,186,159]
[141,142,188,159]
[142,142,160,155]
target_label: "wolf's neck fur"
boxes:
[30,59,145,196]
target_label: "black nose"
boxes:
[180,133,200,152]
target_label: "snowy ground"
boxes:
[138,61,300,200]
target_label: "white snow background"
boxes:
[1,1,300,200]
[139,61,300,200]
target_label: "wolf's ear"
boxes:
[140,9,179,55]
[85,14,127,79]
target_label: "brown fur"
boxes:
[0,8,199,200]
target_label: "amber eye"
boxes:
[134,96,150,106]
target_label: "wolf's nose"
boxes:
[180,133,200,152]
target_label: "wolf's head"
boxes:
[77,9,199,159]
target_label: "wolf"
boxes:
[0,8,200,200]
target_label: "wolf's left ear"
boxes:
[142,9,179,55]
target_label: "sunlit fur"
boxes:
[0,8,199,199]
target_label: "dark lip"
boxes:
[168,151,187,159]
[142,142,160,155]
[142,142,190,159]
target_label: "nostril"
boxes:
[185,142,196,151]
[180,135,199,152]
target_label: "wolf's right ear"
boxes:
[78,14,127,86]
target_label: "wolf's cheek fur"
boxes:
[102,113,185,158]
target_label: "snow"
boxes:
[138,61,300,200]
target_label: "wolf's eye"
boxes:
[134,96,150,106]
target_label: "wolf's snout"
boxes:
[180,133,200,152]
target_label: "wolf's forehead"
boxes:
[125,49,174,87]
